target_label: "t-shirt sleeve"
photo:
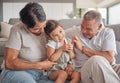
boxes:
[46,40,56,49]
[102,29,117,54]
[5,27,21,50]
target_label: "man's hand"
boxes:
[38,60,57,70]
[72,35,83,51]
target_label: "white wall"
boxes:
[3,2,73,22]
[88,8,107,19]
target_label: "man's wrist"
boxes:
[81,46,85,53]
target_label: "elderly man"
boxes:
[72,10,120,83]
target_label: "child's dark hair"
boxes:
[44,20,61,36]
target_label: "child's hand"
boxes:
[61,43,73,52]
[66,43,73,53]
[64,64,74,76]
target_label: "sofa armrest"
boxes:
[115,41,120,64]
[0,23,1,33]
[0,38,8,57]
[106,24,120,41]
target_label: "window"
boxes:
[109,3,120,24]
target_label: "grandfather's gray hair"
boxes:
[83,10,102,23]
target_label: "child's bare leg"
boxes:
[70,70,80,83]
[49,70,68,83]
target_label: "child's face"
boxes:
[50,26,65,42]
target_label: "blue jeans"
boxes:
[1,69,69,83]
[1,69,54,83]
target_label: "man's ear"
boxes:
[98,23,102,30]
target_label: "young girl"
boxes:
[44,20,80,83]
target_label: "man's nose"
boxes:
[41,28,44,32]
[82,28,87,33]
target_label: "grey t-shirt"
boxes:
[5,22,47,62]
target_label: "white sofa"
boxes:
[0,18,120,71]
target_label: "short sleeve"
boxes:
[5,27,21,50]
[102,29,117,54]
[46,40,57,49]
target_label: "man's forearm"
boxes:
[81,46,114,64]
[5,58,41,70]
[82,46,95,57]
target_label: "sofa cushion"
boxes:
[59,19,81,30]
[9,18,20,25]
[65,26,80,38]
[0,38,8,57]
[0,22,13,38]
[0,57,3,66]
[0,23,1,32]
[116,41,120,64]
[106,24,120,41]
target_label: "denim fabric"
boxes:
[1,69,69,83]
[1,69,54,83]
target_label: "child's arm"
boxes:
[66,43,75,59]
[68,50,75,59]
[47,45,65,62]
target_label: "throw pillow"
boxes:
[0,22,13,38]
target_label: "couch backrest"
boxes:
[2,18,120,42]
[58,19,81,30]
[0,22,1,32]
[9,18,20,25]
[58,19,120,41]
[106,24,120,41]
